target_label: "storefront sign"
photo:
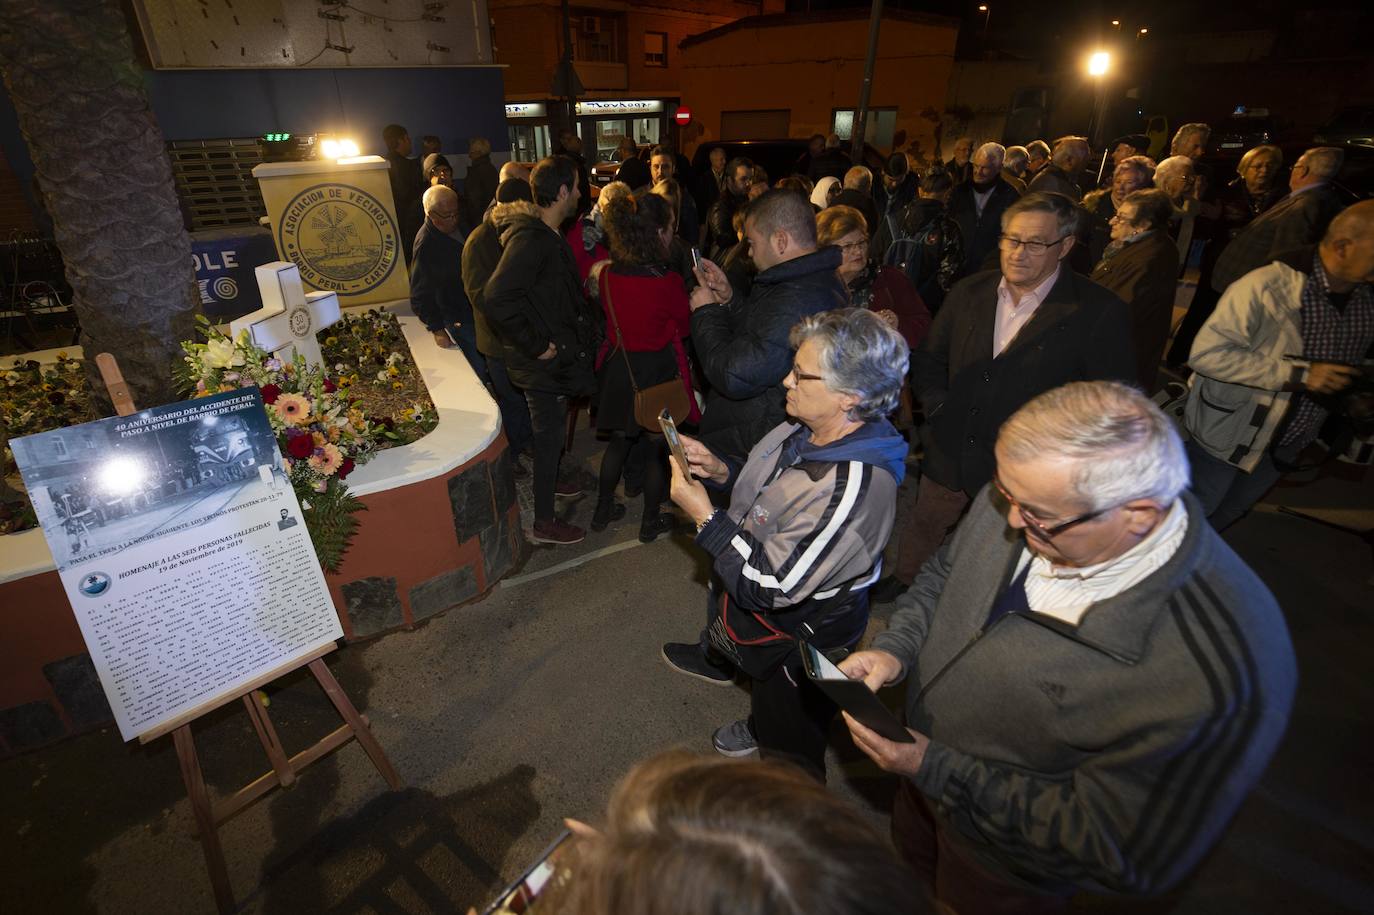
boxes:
[575,99,664,115]
[505,102,547,118]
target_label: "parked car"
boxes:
[1314,106,1374,150]
[1214,107,1276,157]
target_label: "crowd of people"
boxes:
[385,120,1370,913]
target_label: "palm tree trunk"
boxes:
[0,0,196,413]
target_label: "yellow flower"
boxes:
[391,381,403,390]
[312,431,326,448]
[204,337,245,369]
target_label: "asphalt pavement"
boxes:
[3,434,1372,914]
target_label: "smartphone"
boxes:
[480,829,571,915]
[799,641,915,744]
[658,408,692,478]
[690,247,702,271]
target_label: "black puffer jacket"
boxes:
[692,246,848,461]
[482,201,601,395]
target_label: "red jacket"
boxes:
[597,267,701,422]
[861,266,932,351]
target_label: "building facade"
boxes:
[491,0,784,164]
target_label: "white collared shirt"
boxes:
[1013,500,1189,625]
[993,267,1060,356]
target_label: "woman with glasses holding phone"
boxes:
[661,308,910,779]
[817,205,931,351]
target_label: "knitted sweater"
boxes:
[873,487,1296,896]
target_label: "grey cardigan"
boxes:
[873,487,1296,896]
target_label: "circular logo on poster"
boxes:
[277,183,399,296]
[78,571,112,597]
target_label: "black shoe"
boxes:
[661,642,734,686]
[869,575,909,605]
[590,501,627,532]
[639,512,676,543]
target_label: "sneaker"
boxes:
[590,501,627,532]
[555,478,584,498]
[661,642,734,686]
[869,575,909,605]
[638,512,676,543]
[712,719,758,758]
[530,518,585,545]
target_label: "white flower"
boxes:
[204,338,245,369]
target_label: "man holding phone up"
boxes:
[839,382,1296,913]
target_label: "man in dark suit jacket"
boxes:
[1210,146,1346,294]
[833,165,881,237]
[411,185,484,377]
[873,191,1135,602]
[1089,189,1180,391]
[946,142,1021,277]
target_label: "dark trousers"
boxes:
[750,648,848,781]
[597,431,666,527]
[487,356,533,457]
[893,475,971,585]
[1186,439,1290,532]
[445,323,488,382]
[524,389,567,523]
[893,780,1071,915]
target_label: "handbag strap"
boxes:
[601,269,642,393]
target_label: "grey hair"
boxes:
[974,142,1006,166]
[422,183,457,213]
[1154,155,1194,189]
[843,165,873,193]
[1000,191,1079,237]
[789,308,909,422]
[1300,146,1345,181]
[1051,136,1088,167]
[468,136,492,158]
[1005,146,1029,171]
[1026,139,1051,161]
[996,381,1189,512]
[597,181,632,212]
[1116,155,1156,184]
[1237,144,1282,176]
[1170,122,1211,155]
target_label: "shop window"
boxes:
[832,108,897,150]
[644,31,668,67]
[571,13,623,63]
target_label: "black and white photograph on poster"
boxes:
[11,388,344,742]
[11,389,284,572]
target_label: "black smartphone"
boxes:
[480,829,571,915]
[799,640,915,744]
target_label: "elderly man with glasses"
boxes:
[843,381,1296,913]
[873,193,1134,603]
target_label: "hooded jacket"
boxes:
[696,419,907,669]
[692,246,849,461]
[482,200,601,395]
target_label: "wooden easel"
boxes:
[96,354,403,914]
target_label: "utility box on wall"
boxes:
[130,0,492,68]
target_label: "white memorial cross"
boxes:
[229,262,342,370]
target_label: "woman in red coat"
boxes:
[817,205,931,352]
[588,192,699,541]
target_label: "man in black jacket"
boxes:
[704,157,755,261]
[412,185,486,378]
[461,136,500,232]
[873,168,964,315]
[383,123,424,266]
[874,192,1135,601]
[833,166,880,237]
[946,142,1021,278]
[462,179,536,464]
[483,156,599,545]
[690,189,849,463]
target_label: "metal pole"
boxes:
[560,0,577,137]
[851,0,884,164]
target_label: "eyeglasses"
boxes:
[992,475,1108,541]
[431,210,458,221]
[998,235,1069,255]
[839,239,869,254]
[789,363,825,383]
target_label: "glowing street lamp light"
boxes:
[1086,51,1111,153]
[1088,50,1111,77]
[1137,27,1149,38]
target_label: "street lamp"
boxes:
[978,4,991,41]
[1137,27,1149,39]
[1111,19,1121,29]
[1086,51,1111,153]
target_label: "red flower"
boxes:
[323,377,337,393]
[287,434,314,459]
[260,383,282,404]
[338,457,356,479]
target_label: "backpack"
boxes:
[881,211,941,291]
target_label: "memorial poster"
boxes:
[11,389,344,741]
